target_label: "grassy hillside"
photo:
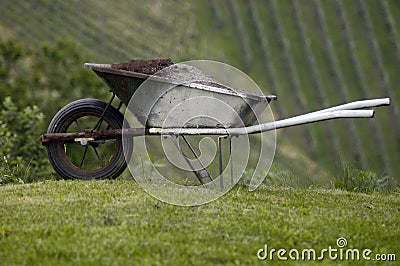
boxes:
[0,0,198,61]
[0,180,398,265]
[0,0,399,178]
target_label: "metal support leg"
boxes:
[229,136,233,186]
[181,136,214,183]
[170,135,215,186]
[218,136,224,190]
[218,135,233,190]
[170,135,205,186]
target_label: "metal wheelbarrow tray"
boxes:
[40,60,390,182]
[84,63,277,128]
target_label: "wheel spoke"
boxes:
[92,145,104,167]
[79,146,89,169]
[93,119,104,131]
[74,119,82,132]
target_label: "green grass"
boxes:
[0,179,399,265]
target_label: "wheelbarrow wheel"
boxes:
[46,98,132,180]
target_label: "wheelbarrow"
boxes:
[40,60,390,183]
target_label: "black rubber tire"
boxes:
[46,98,132,180]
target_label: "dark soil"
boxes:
[111,59,174,75]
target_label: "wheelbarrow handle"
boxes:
[148,109,375,136]
[241,109,375,135]
[307,97,390,115]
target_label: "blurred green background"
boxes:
[0,0,399,181]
